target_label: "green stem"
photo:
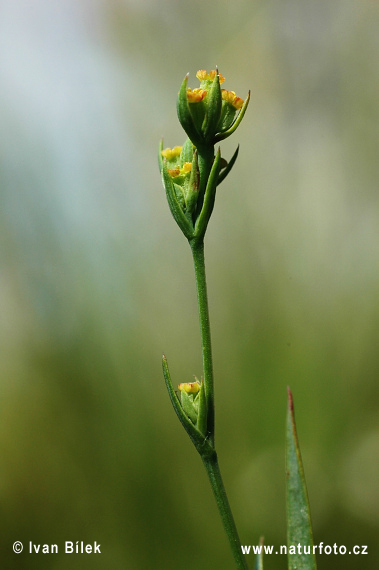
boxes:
[190,240,215,443]
[190,239,248,569]
[202,454,248,569]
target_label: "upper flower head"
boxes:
[196,70,225,84]
[177,68,249,147]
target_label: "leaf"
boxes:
[202,72,222,143]
[176,74,203,148]
[193,148,221,240]
[217,145,239,186]
[255,537,264,570]
[286,388,317,570]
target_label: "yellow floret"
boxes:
[161,146,182,160]
[196,70,225,84]
[178,382,201,394]
[186,88,207,103]
[221,89,244,109]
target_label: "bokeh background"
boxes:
[1,0,379,568]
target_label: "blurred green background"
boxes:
[1,0,379,568]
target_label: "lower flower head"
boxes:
[167,162,192,178]
[178,381,201,394]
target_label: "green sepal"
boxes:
[177,75,203,148]
[188,100,207,136]
[180,390,198,424]
[180,138,194,164]
[217,145,239,186]
[196,380,207,437]
[255,537,264,570]
[193,148,221,240]
[162,355,215,459]
[214,90,251,143]
[161,160,194,239]
[173,182,186,210]
[185,150,200,218]
[203,72,222,143]
[158,139,164,172]
[286,388,317,570]
[217,102,238,133]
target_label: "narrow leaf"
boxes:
[286,388,317,570]
[217,145,239,186]
[255,537,264,570]
[158,139,164,171]
[203,72,222,142]
[177,74,203,148]
[193,148,221,240]
[196,380,207,437]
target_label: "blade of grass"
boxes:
[286,388,317,570]
[255,537,264,570]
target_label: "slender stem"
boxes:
[202,453,249,570]
[190,239,248,569]
[190,240,215,443]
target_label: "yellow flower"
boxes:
[221,89,244,109]
[178,381,201,394]
[187,88,207,103]
[167,162,192,178]
[167,168,181,178]
[196,70,225,84]
[161,146,182,160]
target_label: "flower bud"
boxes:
[177,379,207,435]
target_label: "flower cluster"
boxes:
[178,68,249,147]
[159,69,249,243]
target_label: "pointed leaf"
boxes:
[158,139,164,172]
[177,74,203,148]
[196,380,207,437]
[255,537,264,570]
[217,145,239,186]
[286,388,317,570]
[203,72,222,143]
[193,148,221,240]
